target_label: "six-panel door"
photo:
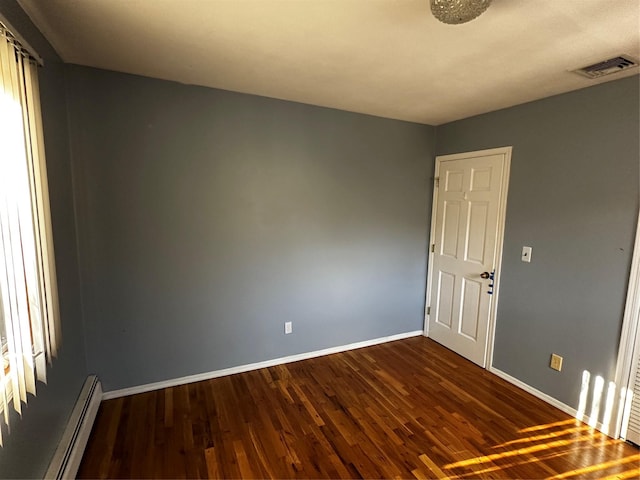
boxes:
[428,152,505,367]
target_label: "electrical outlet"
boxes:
[550,353,563,371]
[284,321,292,335]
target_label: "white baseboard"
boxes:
[490,366,604,432]
[103,330,423,400]
[45,375,102,479]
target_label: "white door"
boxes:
[426,148,511,367]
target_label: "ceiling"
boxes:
[17,0,640,125]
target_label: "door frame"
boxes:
[423,146,512,369]
[612,210,640,439]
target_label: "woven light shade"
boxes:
[431,0,492,25]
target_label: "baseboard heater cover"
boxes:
[45,375,102,479]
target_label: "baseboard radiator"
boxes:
[45,375,102,479]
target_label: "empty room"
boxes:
[0,0,639,478]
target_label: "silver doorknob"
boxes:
[480,272,490,279]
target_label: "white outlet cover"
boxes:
[521,246,532,263]
[284,322,292,334]
[550,353,563,371]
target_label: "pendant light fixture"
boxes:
[430,0,492,25]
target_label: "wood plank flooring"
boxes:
[78,337,639,479]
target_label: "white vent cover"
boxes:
[573,55,638,79]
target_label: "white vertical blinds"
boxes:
[0,22,60,447]
[626,356,640,445]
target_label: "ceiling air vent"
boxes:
[573,55,638,79]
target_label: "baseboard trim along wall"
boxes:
[45,375,102,479]
[103,330,424,400]
[489,366,604,432]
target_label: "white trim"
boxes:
[490,366,604,431]
[614,210,640,439]
[103,330,423,400]
[422,162,440,339]
[423,146,512,369]
[45,376,102,479]
[485,147,511,368]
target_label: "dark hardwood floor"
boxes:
[78,337,639,479]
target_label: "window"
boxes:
[0,20,60,446]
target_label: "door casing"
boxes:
[423,146,512,369]
[612,210,640,440]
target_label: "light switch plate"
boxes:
[521,246,532,263]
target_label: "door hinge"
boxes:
[434,177,440,188]
[427,306,431,315]
[431,243,435,253]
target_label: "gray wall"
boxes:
[2,3,635,473]
[65,65,436,392]
[436,75,640,417]
[0,1,88,478]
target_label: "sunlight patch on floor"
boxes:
[493,426,591,448]
[519,419,576,433]
[545,453,640,479]
[444,435,599,469]
[437,418,639,480]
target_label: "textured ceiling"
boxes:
[17,0,640,125]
